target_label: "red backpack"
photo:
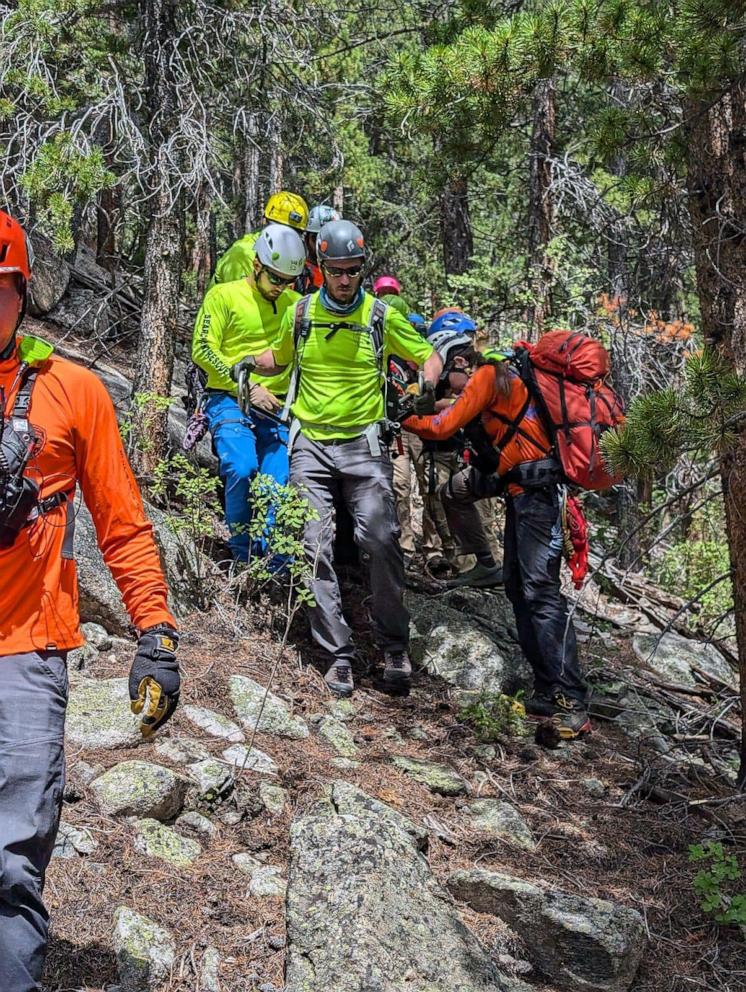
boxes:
[512,330,625,491]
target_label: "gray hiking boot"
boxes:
[446,562,504,589]
[324,660,354,697]
[383,650,412,690]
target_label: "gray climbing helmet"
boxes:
[255,223,306,277]
[428,330,474,378]
[306,204,341,234]
[316,219,366,263]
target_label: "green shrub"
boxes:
[459,691,528,741]
[689,841,746,926]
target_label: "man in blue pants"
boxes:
[193,224,305,560]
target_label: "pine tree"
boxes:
[384,0,746,785]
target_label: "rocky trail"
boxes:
[21,308,745,991]
[45,566,746,992]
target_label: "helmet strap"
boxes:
[0,334,17,361]
[319,284,364,315]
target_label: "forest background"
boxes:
[2,0,746,779]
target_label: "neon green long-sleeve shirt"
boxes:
[192,277,299,397]
[274,292,433,440]
[208,230,261,289]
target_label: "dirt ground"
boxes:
[44,591,746,992]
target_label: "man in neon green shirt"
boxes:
[192,224,304,561]
[237,220,442,696]
[210,191,309,287]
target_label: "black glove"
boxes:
[129,625,180,737]
[412,381,436,416]
[229,355,257,382]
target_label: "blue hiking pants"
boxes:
[0,650,68,992]
[204,392,289,561]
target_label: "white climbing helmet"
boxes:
[306,204,341,234]
[255,223,306,278]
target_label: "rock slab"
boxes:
[229,674,309,739]
[66,677,141,749]
[331,780,428,851]
[448,868,646,991]
[465,799,536,850]
[286,810,508,991]
[632,631,735,687]
[133,819,200,866]
[113,907,175,992]
[392,755,467,796]
[91,761,187,820]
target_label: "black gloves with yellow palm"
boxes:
[129,624,180,737]
[398,380,437,422]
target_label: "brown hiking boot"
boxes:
[324,660,354,697]
[383,650,412,691]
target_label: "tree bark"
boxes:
[526,77,556,341]
[130,0,183,477]
[190,184,211,298]
[606,80,643,567]
[243,113,261,232]
[440,173,473,278]
[685,85,746,786]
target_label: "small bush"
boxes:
[459,691,527,741]
[689,841,746,926]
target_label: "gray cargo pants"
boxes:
[0,650,68,992]
[291,431,410,662]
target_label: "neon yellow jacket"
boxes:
[208,230,261,289]
[193,278,299,397]
[274,292,433,440]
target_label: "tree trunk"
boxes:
[269,110,284,194]
[130,0,183,477]
[96,183,117,272]
[440,173,473,278]
[244,113,261,232]
[685,85,746,787]
[606,80,643,568]
[526,77,556,341]
[190,185,211,298]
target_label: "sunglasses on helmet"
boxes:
[260,265,296,287]
[322,263,363,278]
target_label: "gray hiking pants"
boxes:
[291,431,410,662]
[0,650,68,992]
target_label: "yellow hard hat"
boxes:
[264,191,309,231]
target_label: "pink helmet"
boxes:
[373,274,401,297]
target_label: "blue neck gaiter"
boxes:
[319,285,364,316]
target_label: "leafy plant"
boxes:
[689,841,746,926]
[459,691,528,741]
[655,538,733,633]
[120,392,172,455]
[243,473,319,609]
[148,452,223,610]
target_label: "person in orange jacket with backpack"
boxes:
[0,211,179,990]
[400,331,592,739]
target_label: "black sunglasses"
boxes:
[322,263,364,278]
[260,265,296,287]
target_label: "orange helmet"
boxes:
[0,211,32,286]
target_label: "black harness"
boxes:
[0,365,68,548]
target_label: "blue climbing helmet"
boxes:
[428,309,478,338]
[407,313,428,335]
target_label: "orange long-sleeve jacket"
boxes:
[403,363,552,490]
[0,340,175,655]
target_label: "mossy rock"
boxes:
[133,819,201,867]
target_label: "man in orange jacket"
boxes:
[0,211,179,991]
[401,332,590,740]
